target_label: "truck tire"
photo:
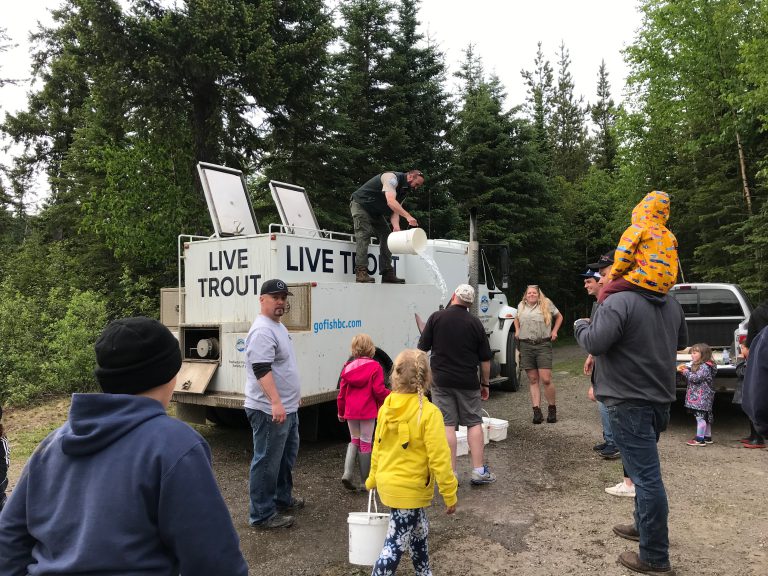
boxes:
[206,406,250,428]
[499,332,520,392]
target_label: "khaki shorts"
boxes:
[431,387,483,427]
[519,340,553,370]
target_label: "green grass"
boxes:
[12,425,62,460]
[553,356,586,376]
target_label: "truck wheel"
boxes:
[499,332,520,392]
[206,407,249,428]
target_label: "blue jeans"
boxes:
[598,401,616,447]
[607,402,671,569]
[246,408,300,525]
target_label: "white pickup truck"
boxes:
[671,282,753,393]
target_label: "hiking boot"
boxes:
[613,523,640,542]
[618,550,675,574]
[277,497,305,513]
[593,442,608,452]
[532,406,543,424]
[381,270,406,284]
[599,445,621,459]
[252,512,294,529]
[355,267,375,283]
[470,464,496,486]
[546,405,557,423]
[686,437,706,447]
[605,482,635,498]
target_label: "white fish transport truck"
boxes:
[165,162,519,428]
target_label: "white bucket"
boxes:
[388,227,427,254]
[348,489,390,566]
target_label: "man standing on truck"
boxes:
[245,279,304,529]
[350,170,424,284]
[418,284,496,485]
[574,280,687,575]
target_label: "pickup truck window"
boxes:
[672,289,743,317]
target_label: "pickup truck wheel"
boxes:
[499,332,520,392]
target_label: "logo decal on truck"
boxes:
[480,295,489,313]
[313,318,363,334]
[236,338,245,352]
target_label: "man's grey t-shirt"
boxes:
[244,315,301,414]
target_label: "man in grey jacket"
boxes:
[574,289,687,575]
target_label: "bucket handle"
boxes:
[482,408,490,419]
[368,489,379,514]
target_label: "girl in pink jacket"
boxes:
[338,334,389,489]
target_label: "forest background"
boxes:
[1,0,767,405]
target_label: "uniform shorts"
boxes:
[430,386,482,427]
[519,340,553,370]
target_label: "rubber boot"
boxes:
[358,451,372,488]
[341,443,359,490]
[355,267,375,283]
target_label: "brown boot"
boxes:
[381,270,405,284]
[547,405,557,423]
[532,406,543,424]
[355,267,375,283]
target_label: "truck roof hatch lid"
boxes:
[173,361,218,394]
[197,162,260,237]
[269,180,320,234]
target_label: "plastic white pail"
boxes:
[387,227,427,254]
[348,490,389,566]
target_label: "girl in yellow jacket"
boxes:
[365,349,458,575]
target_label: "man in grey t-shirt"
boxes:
[245,279,303,529]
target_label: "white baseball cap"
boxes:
[454,284,475,304]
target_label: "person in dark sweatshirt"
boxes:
[574,289,687,575]
[0,317,248,576]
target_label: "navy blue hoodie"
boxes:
[0,394,248,576]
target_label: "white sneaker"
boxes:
[605,481,635,497]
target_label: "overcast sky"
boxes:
[2,0,642,116]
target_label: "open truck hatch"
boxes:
[174,361,218,394]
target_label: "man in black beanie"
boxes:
[0,317,248,576]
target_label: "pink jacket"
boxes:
[337,357,389,420]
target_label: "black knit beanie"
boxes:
[94,317,182,394]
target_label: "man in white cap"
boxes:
[418,284,496,485]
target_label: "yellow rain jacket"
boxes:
[365,392,457,509]
[610,190,678,293]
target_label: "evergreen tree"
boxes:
[550,43,589,182]
[521,42,554,171]
[590,60,618,172]
[449,48,561,297]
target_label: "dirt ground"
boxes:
[4,345,767,575]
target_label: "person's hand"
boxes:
[271,401,287,424]
[406,215,418,227]
[338,415,345,422]
[587,385,596,402]
[446,503,456,515]
[480,385,490,401]
[583,355,594,375]
[550,329,558,342]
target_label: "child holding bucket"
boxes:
[338,334,390,490]
[365,349,457,575]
